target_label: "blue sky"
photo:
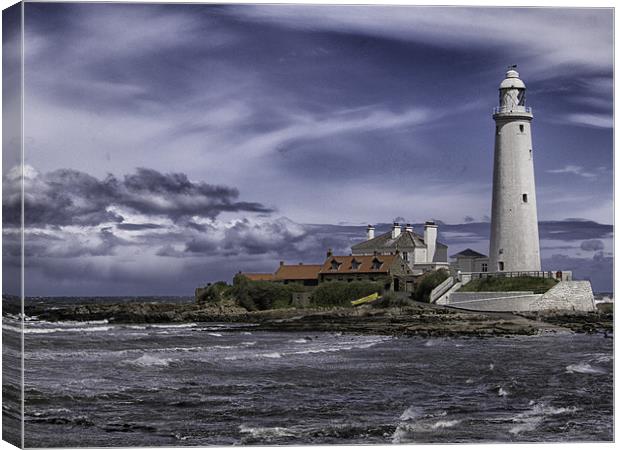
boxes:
[2,3,613,295]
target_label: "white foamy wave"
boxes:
[262,352,282,359]
[498,387,509,397]
[239,425,295,438]
[509,402,578,435]
[52,319,109,326]
[399,406,423,421]
[565,362,606,374]
[124,354,173,367]
[149,323,197,329]
[431,419,460,429]
[391,424,413,444]
[20,326,112,334]
[207,333,223,337]
[290,338,309,344]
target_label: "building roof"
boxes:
[351,229,447,252]
[274,264,322,280]
[450,248,488,259]
[241,273,275,281]
[319,254,402,275]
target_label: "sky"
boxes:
[2,3,614,295]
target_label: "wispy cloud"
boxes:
[546,165,600,178]
[236,6,613,75]
[564,113,613,129]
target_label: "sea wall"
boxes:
[533,281,596,312]
[447,294,542,312]
[443,281,595,312]
[449,291,534,303]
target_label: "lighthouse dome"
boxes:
[499,69,526,89]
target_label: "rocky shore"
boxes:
[11,299,612,338]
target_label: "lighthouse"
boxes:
[489,68,541,272]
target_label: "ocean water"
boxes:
[2,317,613,447]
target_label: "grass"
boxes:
[458,276,558,294]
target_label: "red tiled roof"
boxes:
[274,264,322,280]
[319,255,399,275]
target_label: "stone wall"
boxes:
[533,281,595,312]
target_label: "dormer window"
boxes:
[330,259,341,271]
[371,258,383,270]
[350,259,361,271]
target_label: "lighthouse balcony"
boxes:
[493,105,533,115]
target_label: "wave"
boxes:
[565,362,607,374]
[430,419,460,430]
[509,402,578,435]
[399,406,423,421]
[9,325,113,334]
[239,425,296,439]
[123,354,173,367]
[149,323,197,329]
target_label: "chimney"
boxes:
[405,223,413,233]
[280,261,284,266]
[366,224,375,240]
[391,222,401,239]
[424,220,438,263]
[326,248,333,258]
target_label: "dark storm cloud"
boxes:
[580,239,605,252]
[542,252,613,293]
[3,166,272,227]
[116,223,163,231]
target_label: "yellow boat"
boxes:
[351,292,380,306]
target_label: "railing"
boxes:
[467,271,557,280]
[430,276,454,303]
[493,106,532,115]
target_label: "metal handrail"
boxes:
[493,106,532,114]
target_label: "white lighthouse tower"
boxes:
[489,67,541,272]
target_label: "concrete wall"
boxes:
[442,281,595,312]
[447,294,542,312]
[449,291,534,303]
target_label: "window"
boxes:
[523,193,528,203]
[499,248,504,255]
[529,149,532,159]
[330,260,341,271]
[498,261,504,271]
[519,124,524,132]
[350,259,361,270]
[402,251,409,262]
[481,263,488,272]
[371,258,383,270]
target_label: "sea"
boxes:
[2,298,613,447]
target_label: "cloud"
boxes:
[546,165,598,178]
[565,113,613,129]
[2,165,272,227]
[580,239,605,252]
[235,6,612,75]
